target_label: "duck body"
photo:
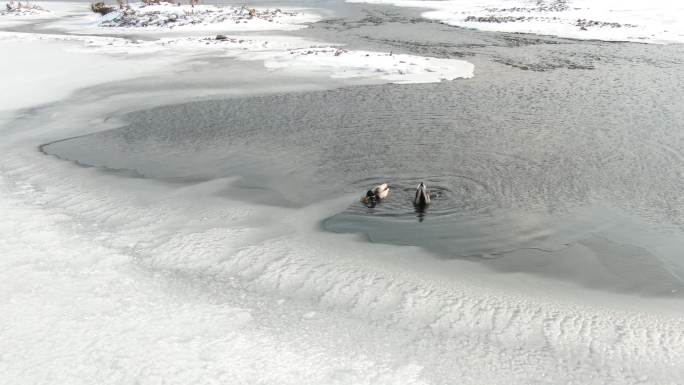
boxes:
[361,183,390,206]
[413,182,431,207]
[373,183,390,200]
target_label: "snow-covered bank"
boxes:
[95,3,316,31]
[0,32,188,111]
[0,0,474,89]
[1,1,47,16]
[0,169,432,385]
[77,32,473,83]
[0,1,80,27]
[264,47,473,84]
[0,30,473,104]
[2,124,684,384]
[348,0,684,44]
[48,1,321,33]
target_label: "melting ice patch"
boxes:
[347,0,684,44]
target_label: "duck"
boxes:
[413,182,431,208]
[361,183,390,206]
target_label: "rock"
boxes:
[91,2,116,15]
[215,34,227,40]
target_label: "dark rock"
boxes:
[91,2,116,15]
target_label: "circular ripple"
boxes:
[346,174,495,221]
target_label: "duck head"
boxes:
[361,189,378,207]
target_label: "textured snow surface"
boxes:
[347,0,684,44]
[1,145,684,384]
[45,2,321,33]
[0,168,431,385]
[95,3,317,31]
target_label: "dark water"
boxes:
[41,12,684,295]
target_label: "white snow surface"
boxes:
[0,1,80,27]
[0,32,188,111]
[264,47,473,84]
[100,3,317,30]
[45,2,321,33]
[347,0,684,44]
[0,1,474,100]
[0,30,472,112]
[2,117,684,384]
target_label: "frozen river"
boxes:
[2,1,684,384]
[42,22,684,296]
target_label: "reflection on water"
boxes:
[414,204,426,222]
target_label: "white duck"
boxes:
[361,183,390,206]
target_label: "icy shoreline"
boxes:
[347,0,684,44]
[0,1,474,98]
[2,129,684,384]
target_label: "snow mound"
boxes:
[264,47,474,84]
[85,35,475,83]
[1,0,48,16]
[94,2,317,31]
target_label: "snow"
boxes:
[0,170,434,385]
[1,1,683,384]
[0,0,473,90]
[0,30,472,109]
[99,3,316,30]
[0,1,80,27]
[1,1,48,16]
[1,141,683,384]
[45,2,321,34]
[347,0,684,44]
[263,47,474,84]
[0,32,188,111]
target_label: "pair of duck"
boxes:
[361,182,431,208]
